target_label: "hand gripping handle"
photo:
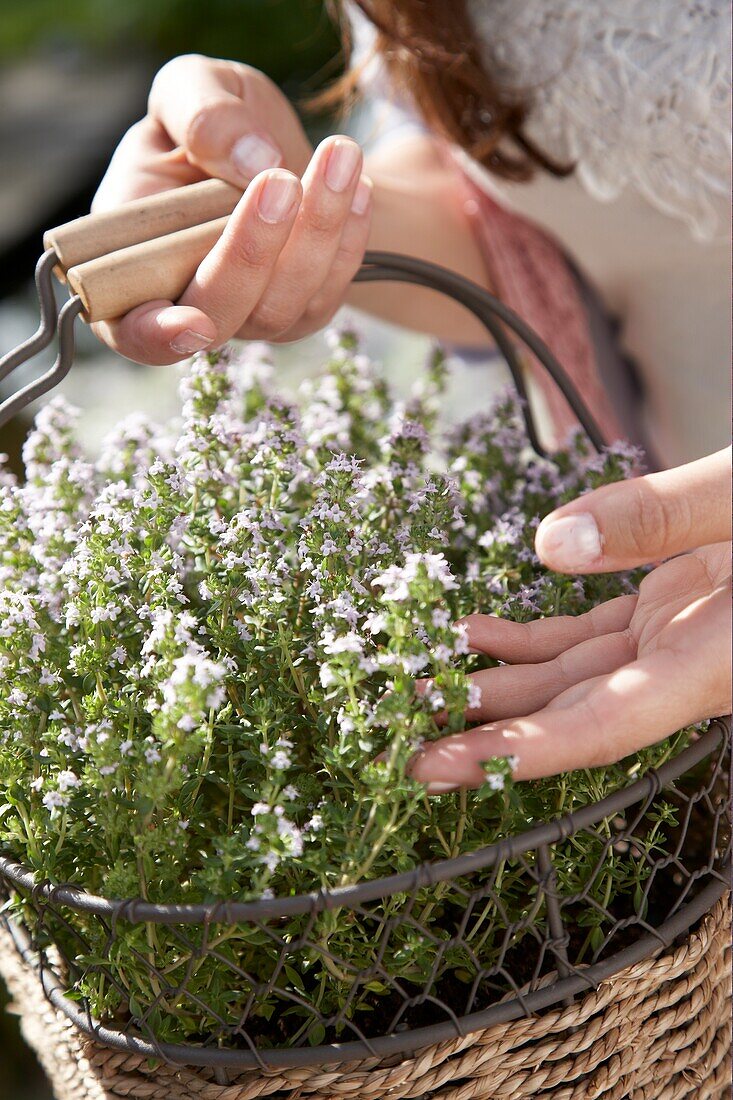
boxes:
[39,181,607,455]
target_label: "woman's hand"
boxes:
[91,54,373,364]
[410,448,732,790]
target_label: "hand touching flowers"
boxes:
[411,448,732,788]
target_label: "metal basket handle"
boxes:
[354,253,606,455]
[1,178,607,453]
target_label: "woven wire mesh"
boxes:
[1,717,729,1072]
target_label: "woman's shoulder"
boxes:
[468,0,732,240]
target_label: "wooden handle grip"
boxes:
[67,217,229,322]
[44,179,240,271]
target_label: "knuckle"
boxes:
[226,231,272,272]
[233,62,272,99]
[552,650,574,690]
[169,51,208,70]
[581,700,620,766]
[248,300,294,338]
[333,239,362,268]
[303,296,327,321]
[667,486,694,544]
[619,482,688,559]
[302,299,335,329]
[305,205,343,238]
[124,117,150,143]
[521,622,545,665]
[633,486,669,551]
[184,97,233,159]
[608,483,662,559]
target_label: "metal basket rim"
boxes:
[0,717,728,926]
[3,876,729,1072]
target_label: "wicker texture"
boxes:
[1,897,730,1100]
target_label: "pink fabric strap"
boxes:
[456,169,624,449]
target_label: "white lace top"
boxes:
[468,0,731,242]
[350,1,732,465]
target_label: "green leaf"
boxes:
[307,1024,326,1046]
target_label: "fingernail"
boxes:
[426,782,460,794]
[536,512,602,570]
[169,330,213,356]
[257,170,300,224]
[350,175,373,215]
[325,138,361,192]
[231,133,282,178]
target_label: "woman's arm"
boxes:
[351,134,492,344]
[90,54,491,365]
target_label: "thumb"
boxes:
[148,55,313,188]
[535,447,732,573]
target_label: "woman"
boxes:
[90,1,732,785]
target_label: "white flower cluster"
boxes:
[0,331,673,1047]
[373,553,457,603]
[0,332,647,954]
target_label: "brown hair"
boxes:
[321,0,571,182]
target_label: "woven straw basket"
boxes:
[1,896,730,1100]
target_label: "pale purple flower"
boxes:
[467,682,483,710]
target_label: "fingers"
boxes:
[458,629,637,724]
[242,137,369,340]
[93,303,217,367]
[411,657,690,789]
[287,174,373,336]
[410,584,731,788]
[535,448,732,574]
[95,135,371,363]
[147,55,312,187]
[94,53,313,221]
[92,116,203,211]
[178,168,302,342]
[459,596,637,663]
[89,54,370,361]
[99,169,302,363]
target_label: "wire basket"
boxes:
[1,717,729,1079]
[0,186,731,1094]
[0,721,726,1073]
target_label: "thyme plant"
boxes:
[0,334,686,1045]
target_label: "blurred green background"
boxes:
[0,0,341,84]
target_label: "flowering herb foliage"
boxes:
[0,334,687,1044]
